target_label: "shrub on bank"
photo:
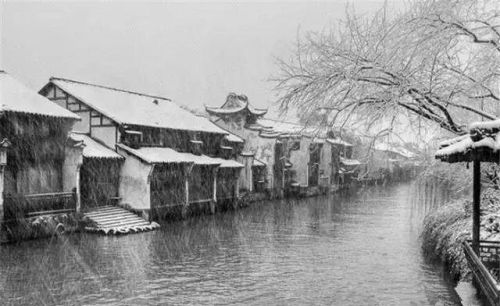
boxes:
[422,198,471,281]
[422,186,500,281]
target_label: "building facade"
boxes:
[1,71,82,239]
[40,78,243,220]
[206,93,361,196]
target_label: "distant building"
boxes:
[40,78,243,220]
[365,143,417,182]
[206,93,361,195]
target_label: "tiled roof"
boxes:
[48,77,228,135]
[253,159,266,167]
[253,118,330,139]
[70,133,123,159]
[1,72,80,120]
[116,144,242,168]
[436,119,500,163]
[205,92,267,116]
[224,133,244,143]
[374,143,416,159]
[327,138,353,147]
[340,157,362,166]
[210,157,244,168]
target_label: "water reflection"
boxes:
[0,183,469,305]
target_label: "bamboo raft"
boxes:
[83,206,160,235]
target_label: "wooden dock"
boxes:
[83,206,159,235]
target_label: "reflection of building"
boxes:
[326,138,362,188]
[0,71,82,233]
[206,93,361,195]
[364,143,417,182]
[40,78,243,220]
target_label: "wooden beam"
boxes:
[473,160,481,254]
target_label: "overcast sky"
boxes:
[1,0,402,119]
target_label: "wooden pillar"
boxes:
[0,149,6,226]
[183,164,193,219]
[473,160,481,254]
[235,170,240,199]
[233,169,240,209]
[75,164,82,213]
[210,167,217,214]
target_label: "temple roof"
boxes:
[1,71,80,120]
[205,93,267,117]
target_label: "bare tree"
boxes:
[274,0,500,136]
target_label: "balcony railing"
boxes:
[463,240,500,305]
[3,189,77,220]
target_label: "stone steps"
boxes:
[83,206,159,235]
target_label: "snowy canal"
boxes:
[0,183,475,305]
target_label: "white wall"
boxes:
[289,137,311,186]
[63,144,83,211]
[211,118,276,189]
[117,147,152,210]
[72,111,90,133]
[91,126,118,148]
[320,142,332,187]
[237,154,253,192]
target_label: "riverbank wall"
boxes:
[421,178,500,281]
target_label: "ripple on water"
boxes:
[0,183,473,305]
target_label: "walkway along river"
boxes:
[0,183,479,305]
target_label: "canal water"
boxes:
[0,183,474,305]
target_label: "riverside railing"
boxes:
[463,240,500,305]
[3,189,77,221]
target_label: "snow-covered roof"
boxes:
[469,119,500,132]
[435,135,500,157]
[240,151,255,157]
[374,143,416,159]
[1,72,80,120]
[327,138,353,147]
[116,144,242,167]
[48,78,228,135]
[210,157,244,168]
[253,159,266,167]
[205,93,267,117]
[70,133,123,159]
[250,118,330,139]
[117,144,221,165]
[340,157,362,166]
[438,135,470,149]
[224,133,244,143]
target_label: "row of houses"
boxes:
[0,71,418,239]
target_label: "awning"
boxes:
[327,138,353,147]
[253,159,266,167]
[70,133,123,159]
[116,144,242,167]
[224,133,244,143]
[211,157,244,168]
[340,157,361,166]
